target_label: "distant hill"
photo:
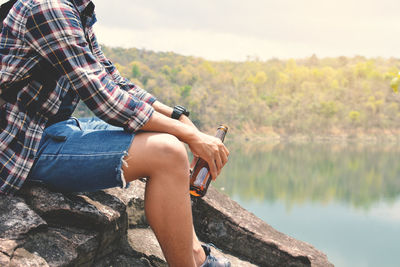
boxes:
[74,46,400,139]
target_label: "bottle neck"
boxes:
[216,129,227,142]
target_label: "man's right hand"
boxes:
[140,111,229,180]
[174,109,229,180]
[186,131,229,181]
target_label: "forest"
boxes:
[74,46,400,139]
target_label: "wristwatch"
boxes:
[171,105,190,120]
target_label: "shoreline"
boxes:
[224,131,400,145]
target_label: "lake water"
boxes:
[212,142,400,267]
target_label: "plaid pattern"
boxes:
[0,0,156,195]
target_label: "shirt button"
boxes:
[28,153,35,160]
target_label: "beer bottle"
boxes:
[190,125,228,197]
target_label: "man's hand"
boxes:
[186,131,229,180]
[178,114,229,179]
[150,100,229,180]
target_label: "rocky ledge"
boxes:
[0,180,333,266]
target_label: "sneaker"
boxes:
[200,244,231,267]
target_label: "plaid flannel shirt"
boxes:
[0,0,156,195]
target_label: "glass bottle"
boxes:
[190,125,228,197]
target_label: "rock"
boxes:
[0,179,333,266]
[17,227,99,267]
[0,252,10,266]
[192,186,333,267]
[95,253,151,267]
[0,195,47,266]
[9,248,48,267]
[0,195,46,240]
[18,185,128,259]
[0,239,22,258]
[124,228,257,267]
[124,228,166,267]
[19,185,121,231]
[99,179,148,228]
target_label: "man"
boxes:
[0,0,230,266]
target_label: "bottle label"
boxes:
[193,167,209,187]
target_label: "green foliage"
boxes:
[131,64,141,78]
[179,85,192,99]
[349,111,361,123]
[73,46,400,135]
[318,101,339,118]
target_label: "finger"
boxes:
[223,144,230,157]
[214,144,227,168]
[215,150,223,175]
[220,148,229,167]
[207,157,218,181]
[190,156,199,169]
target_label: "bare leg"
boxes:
[122,132,205,267]
[193,226,207,266]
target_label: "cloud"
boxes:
[1,0,398,60]
[94,24,315,61]
[52,0,400,60]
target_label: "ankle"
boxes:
[194,244,206,267]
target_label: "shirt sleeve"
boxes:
[24,0,153,132]
[89,29,157,105]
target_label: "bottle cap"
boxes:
[218,125,228,131]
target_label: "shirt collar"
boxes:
[72,0,92,13]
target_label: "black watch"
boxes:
[172,105,190,120]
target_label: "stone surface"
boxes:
[125,228,257,267]
[9,248,49,267]
[19,185,121,231]
[0,252,10,266]
[18,227,98,267]
[0,195,47,266]
[100,179,148,228]
[95,253,151,267]
[125,228,166,267]
[18,185,128,260]
[0,239,22,258]
[0,179,334,266]
[0,195,46,240]
[192,186,334,267]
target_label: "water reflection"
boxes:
[213,142,400,267]
[215,142,400,209]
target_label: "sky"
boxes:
[92,0,400,61]
[2,0,399,61]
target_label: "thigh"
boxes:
[77,117,123,131]
[27,118,135,193]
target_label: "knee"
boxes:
[156,134,188,166]
[123,132,189,182]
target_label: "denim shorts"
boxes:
[26,117,135,193]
